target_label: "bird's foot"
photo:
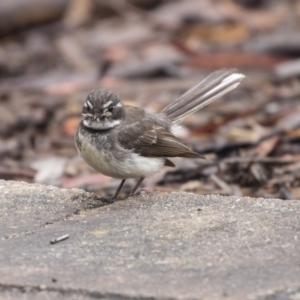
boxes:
[129,189,149,197]
[101,196,116,204]
[86,195,115,209]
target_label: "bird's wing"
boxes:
[117,122,204,159]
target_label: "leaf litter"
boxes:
[0,0,300,200]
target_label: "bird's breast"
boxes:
[75,130,113,176]
[75,130,165,179]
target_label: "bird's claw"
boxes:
[129,189,149,197]
[91,194,116,203]
[101,196,116,204]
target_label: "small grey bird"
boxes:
[75,69,245,201]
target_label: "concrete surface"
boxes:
[0,179,300,300]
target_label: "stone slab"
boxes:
[1,180,300,299]
[0,180,105,239]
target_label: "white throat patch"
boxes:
[83,118,120,130]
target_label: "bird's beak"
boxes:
[82,113,93,119]
[101,111,112,118]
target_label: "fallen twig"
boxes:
[50,234,69,244]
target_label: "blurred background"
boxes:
[1,0,300,199]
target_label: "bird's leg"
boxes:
[112,179,126,200]
[129,177,145,197]
[100,179,126,203]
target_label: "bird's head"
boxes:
[81,89,124,130]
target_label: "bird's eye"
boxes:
[108,104,114,112]
[85,100,93,113]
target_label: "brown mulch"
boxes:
[1,0,300,200]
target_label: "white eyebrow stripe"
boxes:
[87,100,93,109]
[115,102,122,107]
[103,101,113,108]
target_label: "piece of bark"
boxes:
[0,0,68,36]
[63,0,93,29]
[275,59,300,79]
[186,52,287,70]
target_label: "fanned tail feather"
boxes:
[161,69,245,124]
